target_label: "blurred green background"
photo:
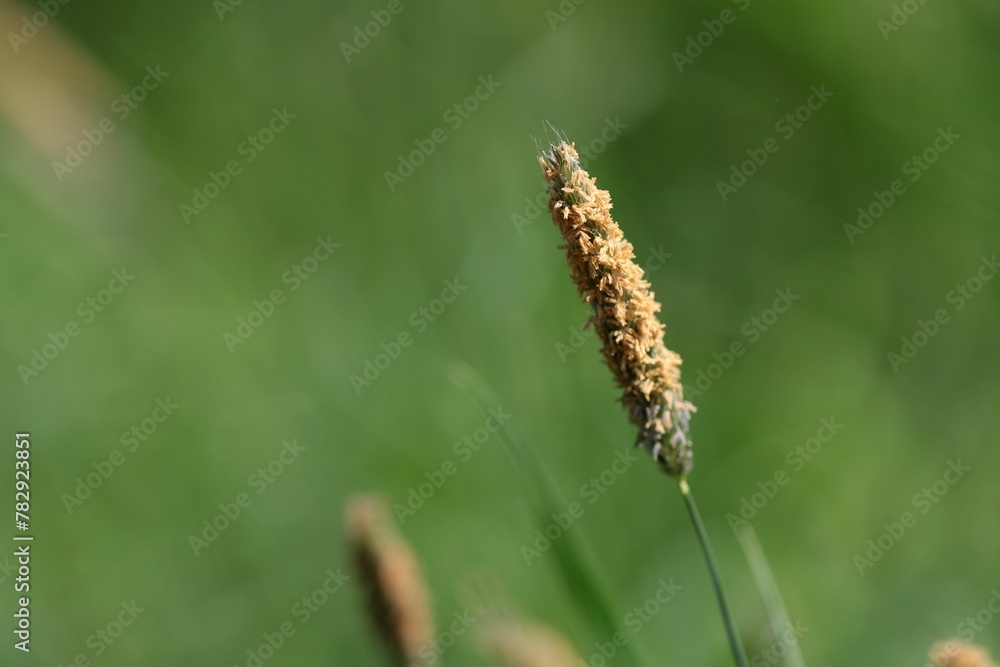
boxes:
[1,0,999,665]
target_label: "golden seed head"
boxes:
[930,639,999,667]
[345,494,434,667]
[479,619,582,667]
[540,138,694,476]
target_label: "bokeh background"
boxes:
[1,0,999,665]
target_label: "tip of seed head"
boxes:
[930,639,999,667]
[479,618,583,667]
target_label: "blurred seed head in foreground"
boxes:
[930,639,999,667]
[345,494,434,667]
[478,618,583,667]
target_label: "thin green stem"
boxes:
[678,478,749,667]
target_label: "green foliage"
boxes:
[1,1,998,665]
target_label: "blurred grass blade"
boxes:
[448,361,652,667]
[736,525,807,667]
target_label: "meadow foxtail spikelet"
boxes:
[345,494,434,667]
[539,136,695,476]
[478,618,583,667]
[930,639,999,667]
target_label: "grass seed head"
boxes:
[930,639,999,667]
[479,619,582,667]
[345,494,434,666]
[539,138,694,476]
